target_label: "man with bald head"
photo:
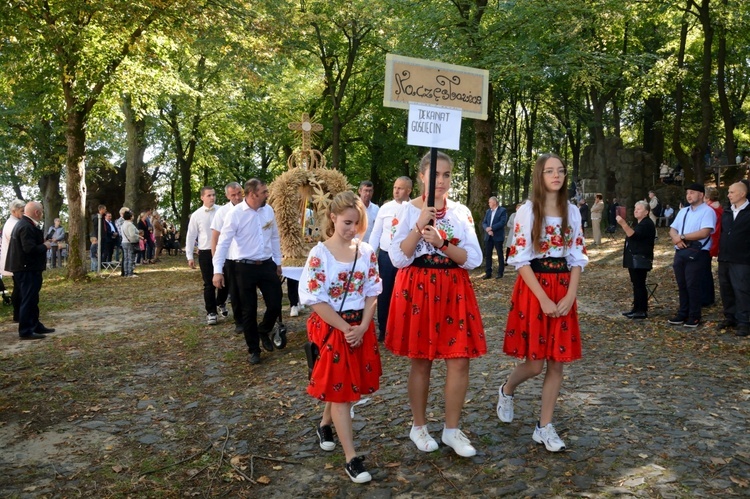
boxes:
[717,180,750,337]
[7,201,56,340]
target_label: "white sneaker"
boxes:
[290,305,299,317]
[218,304,229,317]
[496,382,514,423]
[409,425,438,452]
[532,423,566,452]
[206,313,218,325]
[441,428,476,457]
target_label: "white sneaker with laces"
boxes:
[218,304,229,317]
[409,425,438,452]
[532,422,566,452]
[206,313,218,325]
[441,428,476,457]
[290,305,299,317]
[496,382,514,423]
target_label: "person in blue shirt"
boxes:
[667,183,716,328]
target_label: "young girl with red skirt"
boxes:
[496,153,588,452]
[299,191,382,483]
[386,151,486,458]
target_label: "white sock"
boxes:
[442,426,458,438]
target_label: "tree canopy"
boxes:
[1,0,748,277]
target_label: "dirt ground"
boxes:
[1,233,748,497]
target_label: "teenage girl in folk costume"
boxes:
[299,191,382,484]
[386,151,486,458]
[496,153,588,452]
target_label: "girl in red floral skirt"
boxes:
[386,151,486,458]
[299,191,382,483]
[496,153,588,452]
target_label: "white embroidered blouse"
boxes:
[388,200,482,270]
[507,200,588,270]
[299,241,382,310]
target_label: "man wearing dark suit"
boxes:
[101,212,118,263]
[717,180,750,337]
[7,201,55,340]
[481,196,507,279]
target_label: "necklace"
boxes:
[422,194,448,220]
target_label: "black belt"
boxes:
[235,258,270,265]
[529,257,569,273]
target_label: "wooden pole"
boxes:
[427,147,437,226]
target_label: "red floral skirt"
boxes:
[504,272,582,362]
[385,265,486,359]
[307,311,382,403]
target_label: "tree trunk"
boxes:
[470,115,494,224]
[65,109,89,280]
[39,172,63,229]
[122,94,147,212]
[716,0,736,176]
[672,6,692,176]
[693,0,714,185]
[643,96,664,163]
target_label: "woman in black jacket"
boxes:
[616,200,656,319]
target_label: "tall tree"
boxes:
[1,1,174,279]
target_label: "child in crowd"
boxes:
[497,153,588,452]
[89,237,98,272]
[299,191,382,484]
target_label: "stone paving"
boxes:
[1,239,749,497]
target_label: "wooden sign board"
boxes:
[384,54,489,121]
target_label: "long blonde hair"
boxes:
[531,153,569,253]
[324,191,367,239]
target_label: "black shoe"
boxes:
[717,320,737,330]
[482,275,492,280]
[344,456,372,484]
[259,331,274,352]
[735,325,749,337]
[667,316,685,325]
[235,324,244,334]
[316,424,335,451]
[248,352,261,365]
[622,311,635,318]
[495,275,503,279]
[683,318,700,328]
[630,312,648,320]
[377,331,385,343]
[36,326,55,334]
[20,333,46,340]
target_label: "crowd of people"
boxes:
[3,151,749,485]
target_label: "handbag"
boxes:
[303,244,359,380]
[630,253,652,270]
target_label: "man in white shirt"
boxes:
[186,186,227,326]
[359,180,379,242]
[1,199,25,321]
[368,176,412,342]
[210,182,244,333]
[213,179,283,365]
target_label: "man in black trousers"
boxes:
[7,201,56,340]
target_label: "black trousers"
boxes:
[628,268,649,313]
[11,274,21,321]
[198,250,229,314]
[484,239,505,277]
[673,249,710,321]
[377,249,397,336]
[287,278,299,307]
[235,259,282,354]
[718,261,750,326]
[15,271,43,337]
[225,260,243,326]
